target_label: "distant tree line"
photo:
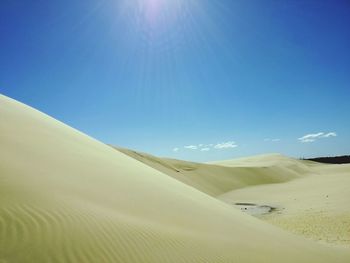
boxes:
[303,155,350,164]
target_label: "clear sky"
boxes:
[1,0,350,162]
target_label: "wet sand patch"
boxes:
[234,202,279,216]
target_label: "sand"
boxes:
[116,149,350,247]
[218,161,350,247]
[1,94,349,262]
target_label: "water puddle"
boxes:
[234,202,278,216]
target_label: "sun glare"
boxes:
[118,0,195,30]
[142,0,165,18]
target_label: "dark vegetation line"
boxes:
[303,155,350,164]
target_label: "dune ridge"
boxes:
[0,94,349,262]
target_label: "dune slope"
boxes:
[0,94,349,263]
[116,148,308,197]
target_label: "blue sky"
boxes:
[1,0,349,161]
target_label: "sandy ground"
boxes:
[218,162,350,247]
[1,94,349,262]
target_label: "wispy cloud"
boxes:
[298,133,323,143]
[322,132,337,138]
[184,145,198,150]
[298,132,337,143]
[201,147,210,151]
[180,141,238,152]
[214,141,238,149]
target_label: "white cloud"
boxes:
[299,132,324,140]
[271,138,281,142]
[173,147,179,152]
[184,145,198,150]
[214,141,238,149]
[298,132,337,143]
[301,138,316,143]
[183,141,239,151]
[322,132,337,138]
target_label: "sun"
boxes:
[117,0,195,30]
[139,0,167,25]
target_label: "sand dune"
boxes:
[1,94,349,262]
[116,148,350,247]
[116,148,308,197]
